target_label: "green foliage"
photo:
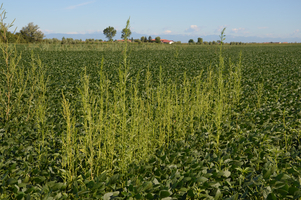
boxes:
[1,37,301,199]
[121,27,131,39]
[197,37,203,44]
[219,27,226,45]
[188,39,195,44]
[155,36,161,43]
[134,39,141,43]
[20,22,45,42]
[230,42,246,45]
[140,36,145,42]
[3,31,18,43]
[43,38,61,44]
[103,26,117,41]
[0,4,16,43]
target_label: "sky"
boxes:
[1,0,301,42]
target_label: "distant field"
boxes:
[1,43,301,199]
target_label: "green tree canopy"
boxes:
[155,36,161,43]
[103,26,116,41]
[188,39,195,44]
[148,36,152,42]
[121,27,131,39]
[20,22,45,42]
[197,37,203,44]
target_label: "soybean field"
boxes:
[1,43,301,199]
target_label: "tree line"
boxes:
[103,26,164,44]
[1,23,165,44]
[1,22,45,43]
[1,21,245,45]
[188,38,247,45]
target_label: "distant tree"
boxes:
[43,38,51,44]
[217,40,221,44]
[121,27,131,39]
[197,37,203,44]
[148,36,152,42]
[130,37,134,42]
[209,41,212,45]
[44,38,59,44]
[140,36,145,42]
[144,36,148,43]
[134,39,141,43]
[13,32,26,43]
[6,31,18,43]
[20,22,44,42]
[203,41,208,45]
[188,39,195,44]
[19,30,31,42]
[53,38,60,44]
[103,26,116,41]
[212,41,216,45]
[155,36,161,43]
[67,38,74,44]
[61,37,67,44]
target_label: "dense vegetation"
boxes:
[0,43,301,199]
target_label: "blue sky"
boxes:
[1,0,301,42]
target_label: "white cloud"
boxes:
[293,29,299,34]
[232,28,245,33]
[164,30,172,34]
[265,33,274,37]
[216,25,227,33]
[231,28,250,35]
[66,1,95,10]
[190,25,198,30]
[185,25,200,33]
[66,32,79,34]
[258,27,268,29]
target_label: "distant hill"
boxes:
[45,32,301,43]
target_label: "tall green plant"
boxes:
[0,4,25,124]
[214,28,227,152]
[61,92,77,182]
